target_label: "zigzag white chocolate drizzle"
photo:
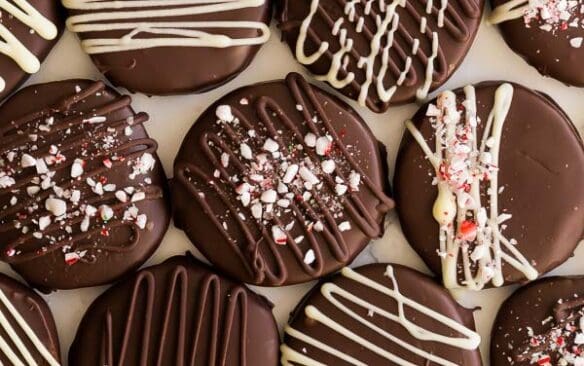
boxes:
[405,83,538,290]
[293,0,480,108]
[0,0,58,92]
[62,0,271,54]
[281,265,481,365]
[0,288,59,365]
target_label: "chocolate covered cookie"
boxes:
[0,273,60,365]
[491,275,584,365]
[394,82,584,290]
[277,0,484,113]
[0,79,170,291]
[62,0,272,95]
[172,72,393,286]
[69,254,280,366]
[281,263,482,365]
[0,1,63,102]
[490,0,584,86]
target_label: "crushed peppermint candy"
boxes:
[522,0,584,48]
[216,105,235,122]
[192,104,370,257]
[0,83,159,267]
[513,299,584,365]
[303,249,316,264]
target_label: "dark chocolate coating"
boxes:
[491,275,584,365]
[394,81,584,287]
[0,273,60,365]
[171,72,393,286]
[277,0,484,113]
[0,79,170,291]
[69,254,280,366]
[64,1,272,95]
[283,263,482,365]
[490,0,584,86]
[0,1,64,102]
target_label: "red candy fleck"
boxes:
[103,158,113,169]
[65,256,79,266]
[458,220,477,241]
[100,228,109,237]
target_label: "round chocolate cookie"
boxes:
[69,254,280,366]
[394,82,584,291]
[491,275,584,365]
[0,79,170,291]
[0,273,61,365]
[281,263,482,365]
[489,0,584,86]
[0,1,64,102]
[277,0,484,113]
[172,72,394,286]
[62,0,272,95]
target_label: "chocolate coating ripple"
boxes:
[69,254,280,366]
[172,72,393,286]
[0,80,170,291]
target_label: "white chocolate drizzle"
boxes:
[281,265,480,365]
[489,0,530,23]
[62,0,271,54]
[405,83,538,290]
[0,0,58,92]
[0,288,60,365]
[295,0,477,107]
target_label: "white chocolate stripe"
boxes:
[0,289,60,366]
[63,0,270,54]
[0,0,58,92]
[281,328,364,366]
[488,0,529,24]
[281,265,480,365]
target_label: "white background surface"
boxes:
[4,9,583,365]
